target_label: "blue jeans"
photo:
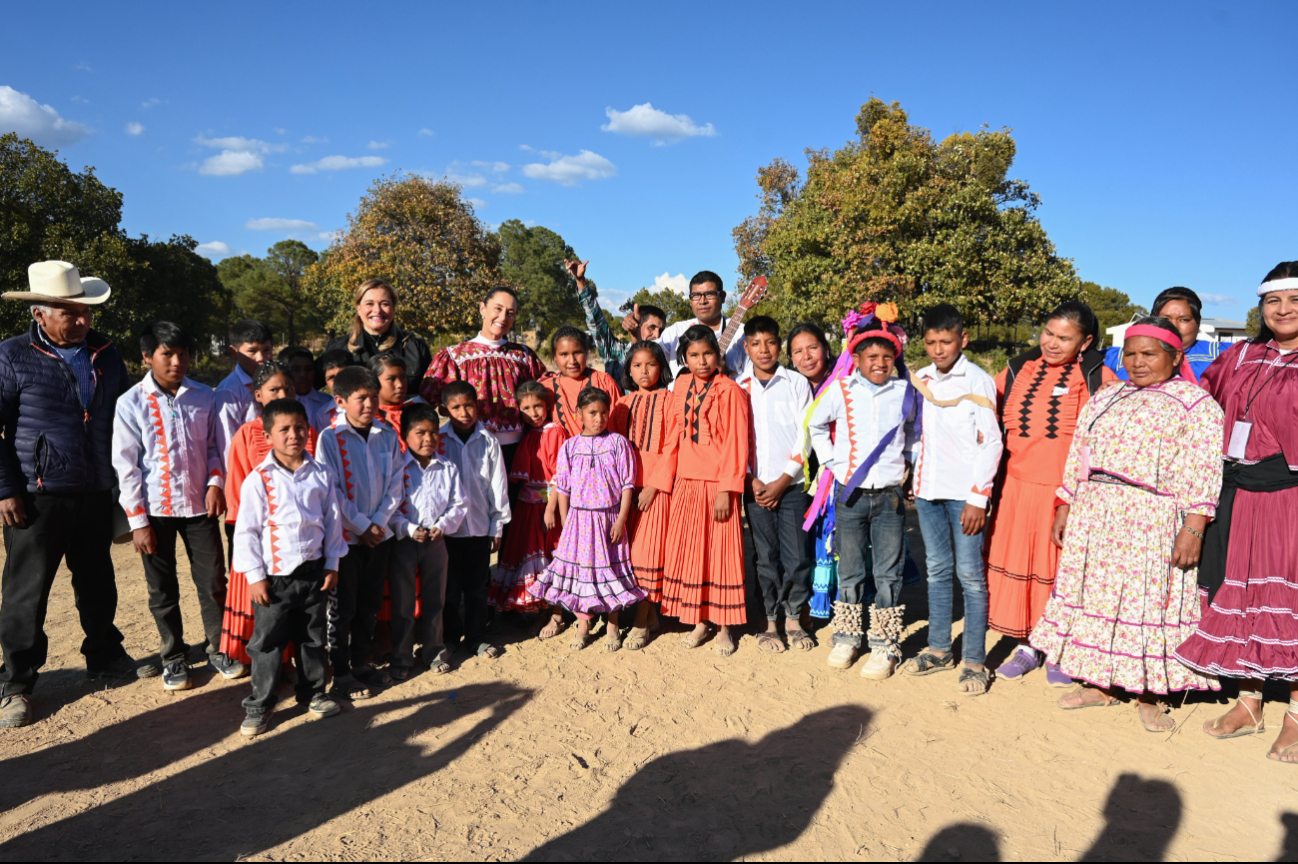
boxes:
[833,484,906,648]
[745,488,813,621]
[915,498,988,665]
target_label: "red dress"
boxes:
[659,373,750,626]
[219,420,318,665]
[421,340,546,444]
[611,388,676,602]
[490,422,567,611]
[540,370,623,438]
[374,397,427,452]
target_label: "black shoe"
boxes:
[240,711,270,736]
[208,652,247,680]
[0,694,32,728]
[161,660,192,692]
[87,654,158,681]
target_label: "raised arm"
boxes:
[568,259,628,366]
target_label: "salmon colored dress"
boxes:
[540,370,623,438]
[611,388,676,603]
[985,356,1114,638]
[490,422,567,611]
[219,419,319,665]
[659,373,750,626]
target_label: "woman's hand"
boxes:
[1051,504,1070,549]
[638,486,657,511]
[1171,514,1209,570]
[713,491,731,523]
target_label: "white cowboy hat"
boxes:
[2,260,112,305]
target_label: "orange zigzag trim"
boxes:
[145,394,174,516]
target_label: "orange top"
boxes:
[225,418,319,524]
[375,398,426,452]
[540,369,623,438]
[510,422,567,486]
[611,388,675,490]
[995,356,1115,485]
[660,373,749,494]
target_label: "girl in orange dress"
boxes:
[659,325,751,657]
[219,361,320,665]
[610,341,676,651]
[540,325,622,438]
[490,380,567,629]
[985,301,1115,683]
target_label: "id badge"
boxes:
[1227,421,1252,460]
[1052,385,1070,397]
[1077,445,1091,483]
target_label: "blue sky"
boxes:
[2,2,1295,322]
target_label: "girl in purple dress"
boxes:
[532,387,645,651]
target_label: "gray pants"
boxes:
[390,536,449,667]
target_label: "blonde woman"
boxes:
[325,279,432,391]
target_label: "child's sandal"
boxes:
[958,666,989,697]
[624,627,650,651]
[786,629,816,652]
[604,633,623,653]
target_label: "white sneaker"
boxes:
[827,644,858,669]
[860,646,897,680]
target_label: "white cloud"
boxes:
[467,198,487,209]
[418,128,435,137]
[653,272,689,296]
[317,230,342,243]
[200,151,263,176]
[493,182,524,194]
[246,217,319,231]
[194,135,285,154]
[0,85,90,146]
[70,95,89,104]
[521,149,616,186]
[602,103,716,143]
[140,97,164,110]
[124,122,145,136]
[444,161,488,187]
[472,161,510,173]
[195,241,232,258]
[1199,293,1237,306]
[290,155,387,174]
[518,144,534,151]
[368,140,389,150]
[74,61,92,72]
[301,135,328,144]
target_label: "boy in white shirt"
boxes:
[214,319,275,468]
[279,345,335,431]
[736,317,816,653]
[902,304,1002,696]
[316,366,403,700]
[439,381,510,660]
[389,403,467,678]
[809,320,919,680]
[233,399,347,736]
[112,322,236,691]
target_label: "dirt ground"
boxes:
[1,513,1296,863]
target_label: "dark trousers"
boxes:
[833,483,906,648]
[746,488,814,621]
[390,536,449,666]
[329,538,393,677]
[243,561,330,713]
[224,521,236,570]
[0,490,125,695]
[444,535,492,650]
[140,515,227,663]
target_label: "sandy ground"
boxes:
[1,512,1296,863]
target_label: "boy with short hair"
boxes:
[902,304,1002,696]
[314,348,355,431]
[809,321,919,680]
[233,399,346,736]
[369,353,427,447]
[389,403,468,678]
[279,345,334,432]
[214,319,275,465]
[316,365,404,700]
[439,381,510,659]
[112,321,240,689]
[735,316,815,653]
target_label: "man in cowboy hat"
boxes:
[0,261,150,728]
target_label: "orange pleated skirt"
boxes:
[661,480,745,626]
[628,489,671,603]
[219,571,292,665]
[985,473,1062,639]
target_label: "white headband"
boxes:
[1259,277,1298,296]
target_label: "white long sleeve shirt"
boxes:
[439,420,511,538]
[912,355,1004,509]
[214,365,258,470]
[316,419,404,544]
[736,365,813,485]
[809,373,919,490]
[657,317,749,379]
[300,388,339,432]
[112,375,224,530]
[391,451,469,539]
[232,452,347,584]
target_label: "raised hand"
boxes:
[621,303,642,338]
[564,259,589,282]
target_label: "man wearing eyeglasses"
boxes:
[624,271,749,378]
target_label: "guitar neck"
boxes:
[717,305,751,354]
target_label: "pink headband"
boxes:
[1125,324,1197,383]
[849,329,902,357]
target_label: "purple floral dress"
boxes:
[532,432,646,614]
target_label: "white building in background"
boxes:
[1106,316,1250,348]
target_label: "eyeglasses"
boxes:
[689,291,721,302]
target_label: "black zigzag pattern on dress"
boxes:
[687,380,712,444]
[1017,362,1050,437]
[1044,364,1074,439]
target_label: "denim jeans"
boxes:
[915,498,988,665]
[243,561,330,714]
[833,483,906,648]
[745,488,813,621]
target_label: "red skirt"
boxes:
[490,498,559,612]
[627,488,671,603]
[660,480,745,626]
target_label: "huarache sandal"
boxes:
[756,631,786,653]
[1267,708,1298,763]
[958,666,990,697]
[331,676,373,701]
[536,615,566,641]
[1058,686,1120,710]
[680,626,711,650]
[1138,699,1176,733]
[624,627,651,651]
[389,666,412,682]
[786,629,816,652]
[604,632,623,653]
[475,644,502,659]
[902,650,955,676]
[431,661,452,674]
[1204,695,1265,739]
[356,664,392,687]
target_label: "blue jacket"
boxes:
[0,324,129,498]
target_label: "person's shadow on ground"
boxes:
[1080,772,1182,862]
[522,704,870,862]
[0,681,532,861]
[918,823,1002,861]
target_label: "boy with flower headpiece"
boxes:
[808,302,919,681]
